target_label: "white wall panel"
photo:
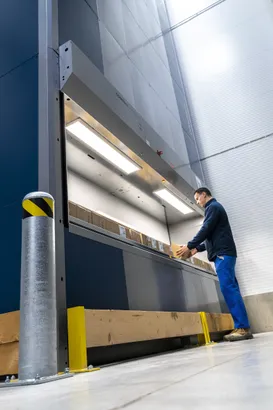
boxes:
[202,137,273,296]
[167,0,273,296]
[169,0,273,156]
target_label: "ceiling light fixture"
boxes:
[66,120,141,175]
[154,189,193,215]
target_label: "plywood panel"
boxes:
[85,310,202,348]
[0,311,20,344]
[206,313,234,332]
[0,342,19,376]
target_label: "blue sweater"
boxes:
[187,198,237,262]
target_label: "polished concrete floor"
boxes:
[1,333,273,409]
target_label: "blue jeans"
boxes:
[214,255,250,329]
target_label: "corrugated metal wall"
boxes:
[97,0,189,164]
[167,0,273,297]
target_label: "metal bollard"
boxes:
[19,192,57,381]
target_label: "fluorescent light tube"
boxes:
[66,120,141,175]
[154,189,193,215]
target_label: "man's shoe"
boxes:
[224,329,238,342]
[224,328,253,342]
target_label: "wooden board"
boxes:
[0,342,19,376]
[84,310,203,348]
[0,311,20,344]
[206,313,234,332]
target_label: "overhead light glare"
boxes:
[154,189,193,215]
[66,120,141,175]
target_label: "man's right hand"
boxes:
[191,249,198,256]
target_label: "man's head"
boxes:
[194,187,212,208]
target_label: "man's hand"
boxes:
[176,245,192,259]
[191,248,198,256]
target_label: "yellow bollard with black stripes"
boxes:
[22,194,54,219]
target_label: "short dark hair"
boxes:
[194,187,212,197]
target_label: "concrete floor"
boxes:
[1,333,273,409]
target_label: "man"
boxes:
[178,187,253,342]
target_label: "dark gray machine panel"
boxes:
[69,220,226,314]
[180,270,204,312]
[123,251,185,311]
[199,276,221,313]
[123,250,222,313]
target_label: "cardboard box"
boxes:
[91,212,106,229]
[141,234,149,247]
[163,244,172,256]
[119,225,126,238]
[105,218,120,235]
[147,236,153,248]
[202,261,215,273]
[171,243,181,259]
[119,226,131,240]
[171,243,192,260]
[141,235,158,250]
[209,264,215,273]
[68,201,77,218]
[130,229,142,244]
[192,257,215,273]
[158,242,165,253]
[151,238,158,250]
[192,257,200,267]
[76,205,92,223]
[91,213,131,238]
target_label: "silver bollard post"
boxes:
[0,192,73,388]
[19,192,57,381]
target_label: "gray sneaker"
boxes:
[224,328,253,342]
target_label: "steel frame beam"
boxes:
[38,0,68,371]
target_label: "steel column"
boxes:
[38,0,68,370]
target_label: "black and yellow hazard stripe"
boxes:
[22,197,54,219]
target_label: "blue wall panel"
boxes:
[0,0,38,313]
[65,230,129,310]
[0,0,38,78]
[0,57,38,313]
